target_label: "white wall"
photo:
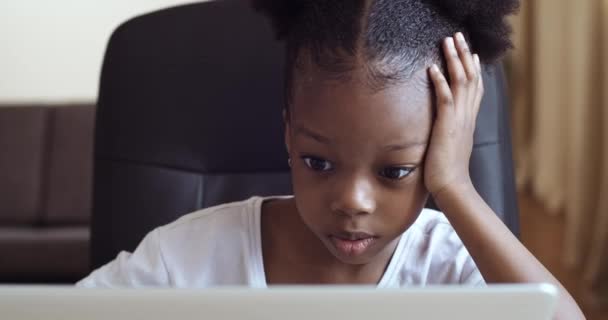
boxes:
[0,0,209,104]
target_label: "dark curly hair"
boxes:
[253,0,519,97]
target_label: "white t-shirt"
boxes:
[77,196,484,288]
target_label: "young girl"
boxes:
[79,0,585,318]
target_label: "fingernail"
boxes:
[446,37,456,51]
[431,64,439,72]
[456,32,465,42]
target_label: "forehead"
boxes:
[291,67,433,145]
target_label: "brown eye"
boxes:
[302,156,334,171]
[379,167,414,180]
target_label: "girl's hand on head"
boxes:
[424,32,483,198]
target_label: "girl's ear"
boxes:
[283,109,291,154]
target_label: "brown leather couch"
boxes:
[0,104,94,282]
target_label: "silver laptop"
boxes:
[0,284,558,320]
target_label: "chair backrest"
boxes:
[91,0,519,270]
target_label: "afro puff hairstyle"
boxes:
[252,0,519,92]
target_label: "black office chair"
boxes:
[90,0,519,270]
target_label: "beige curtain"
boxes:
[508,0,608,304]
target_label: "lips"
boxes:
[328,231,377,256]
[333,231,375,241]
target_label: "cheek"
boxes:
[290,166,326,212]
[291,165,314,195]
[380,176,429,229]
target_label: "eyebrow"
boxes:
[295,125,427,150]
[294,126,331,144]
[383,141,427,151]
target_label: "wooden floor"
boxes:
[519,193,608,320]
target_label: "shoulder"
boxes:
[406,207,468,257]
[163,197,259,231]
[408,207,453,235]
[156,197,266,246]
[79,197,274,287]
[392,208,482,285]
[154,197,270,286]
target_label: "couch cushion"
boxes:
[0,226,89,279]
[0,107,49,225]
[44,105,95,225]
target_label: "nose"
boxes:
[329,175,376,217]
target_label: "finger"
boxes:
[443,37,467,100]
[429,64,455,113]
[454,32,477,83]
[473,54,484,114]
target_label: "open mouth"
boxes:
[328,232,378,256]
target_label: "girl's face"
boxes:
[286,66,434,265]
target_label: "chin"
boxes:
[332,253,374,265]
